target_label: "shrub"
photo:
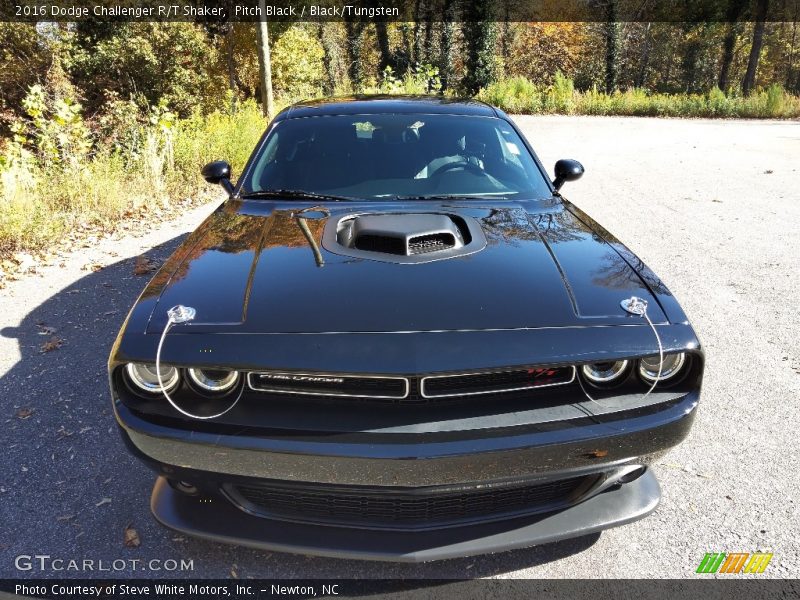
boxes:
[0,99,266,257]
[479,76,800,119]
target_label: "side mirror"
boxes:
[201,160,234,195]
[552,159,584,191]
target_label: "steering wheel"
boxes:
[430,159,486,178]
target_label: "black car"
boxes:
[109,96,703,562]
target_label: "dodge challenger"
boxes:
[109,96,703,562]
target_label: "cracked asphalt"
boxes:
[1,116,798,580]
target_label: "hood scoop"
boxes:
[324,212,487,264]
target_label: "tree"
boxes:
[462,0,498,95]
[743,0,770,95]
[604,0,620,93]
[256,0,274,118]
[719,0,748,92]
[439,0,456,90]
[69,23,227,117]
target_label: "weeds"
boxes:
[0,98,265,257]
[478,78,800,119]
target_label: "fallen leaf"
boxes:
[40,336,63,353]
[36,324,56,336]
[95,497,112,507]
[84,263,104,272]
[133,256,158,275]
[230,564,238,579]
[16,407,34,419]
[123,525,141,548]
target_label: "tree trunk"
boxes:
[742,0,770,96]
[719,0,747,92]
[462,0,497,95]
[440,0,455,90]
[256,0,274,119]
[604,1,620,94]
[635,22,652,88]
[375,22,392,75]
[345,21,365,89]
[225,25,237,111]
[318,23,337,95]
[718,25,737,91]
[413,0,423,65]
[785,8,798,88]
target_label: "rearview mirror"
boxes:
[201,160,234,195]
[552,159,584,191]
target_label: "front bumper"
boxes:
[115,391,697,560]
[150,469,660,562]
[116,392,696,487]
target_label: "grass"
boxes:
[0,101,266,259]
[479,77,800,119]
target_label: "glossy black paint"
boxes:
[109,96,703,559]
[553,159,585,190]
[200,160,234,195]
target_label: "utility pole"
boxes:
[256,0,274,119]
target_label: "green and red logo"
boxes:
[696,552,773,574]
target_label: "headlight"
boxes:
[638,352,687,383]
[187,368,239,393]
[125,363,179,394]
[581,360,629,385]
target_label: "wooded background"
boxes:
[1,15,799,261]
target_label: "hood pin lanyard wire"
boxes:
[156,305,244,420]
[576,296,663,407]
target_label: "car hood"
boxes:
[141,199,667,334]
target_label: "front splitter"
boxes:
[150,469,660,563]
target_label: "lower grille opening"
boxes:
[227,475,595,530]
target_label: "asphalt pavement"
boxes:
[1,116,798,579]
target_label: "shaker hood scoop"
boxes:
[146,203,666,334]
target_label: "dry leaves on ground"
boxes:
[133,255,159,275]
[40,336,63,353]
[123,525,141,548]
[16,407,35,419]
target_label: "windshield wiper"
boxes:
[392,194,511,201]
[241,189,358,202]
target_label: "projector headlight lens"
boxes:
[187,368,239,393]
[126,363,179,394]
[581,360,629,385]
[638,352,687,383]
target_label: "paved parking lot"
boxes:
[1,115,798,579]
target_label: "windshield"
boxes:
[240,114,552,200]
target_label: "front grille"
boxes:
[422,366,575,398]
[246,366,576,404]
[248,372,408,399]
[227,476,593,530]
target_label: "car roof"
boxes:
[276,95,500,121]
